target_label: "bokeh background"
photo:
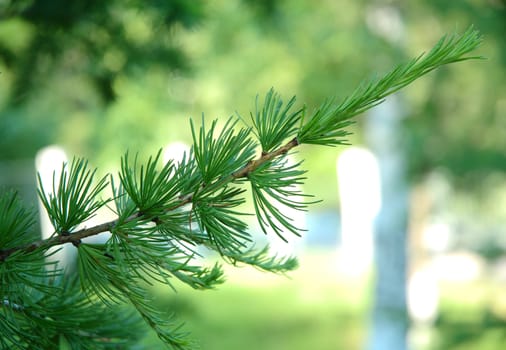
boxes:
[1,1,505,349]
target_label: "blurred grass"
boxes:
[431,279,506,350]
[143,250,370,349]
[138,251,506,350]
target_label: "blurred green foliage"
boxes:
[140,254,506,350]
[433,280,506,350]
[143,252,370,350]
[1,0,503,187]
[403,1,506,180]
[0,1,505,349]
[0,0,205,159]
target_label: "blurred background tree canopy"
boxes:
[0,0,205,160]
[1,0,504,190]
[0,0,505,349]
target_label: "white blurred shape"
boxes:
[408,268,439,323]
[366,5,404,44]
[432,252,485,282]
[164,141,190,165]
[422,222,451,253]
[35,145,69,265]
[337,147,381,275]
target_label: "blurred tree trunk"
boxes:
[366,95,409,350]
[364,3,409,347]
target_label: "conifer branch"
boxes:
[0,27,482,349]
[0,138,300,262]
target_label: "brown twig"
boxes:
[0,137,300,262]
